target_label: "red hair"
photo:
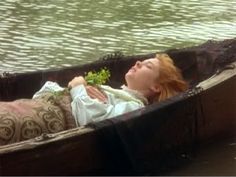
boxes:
[153,53,188,103]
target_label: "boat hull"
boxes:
[0,39,235,175]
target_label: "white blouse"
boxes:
[33,81,147,126]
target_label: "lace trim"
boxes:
[121,85,149,105]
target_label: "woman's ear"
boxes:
[150,84,161,94]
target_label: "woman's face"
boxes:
[125,58,160,94]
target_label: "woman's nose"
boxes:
[135,61,142,67]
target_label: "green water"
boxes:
[0,0,236,73]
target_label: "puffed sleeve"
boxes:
[70,85,108,126]
[32,81,64,98]
[70,85,144,126]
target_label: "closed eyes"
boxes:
[143,61,154,69]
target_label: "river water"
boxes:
[0,0,236,175]
[165,136,236,176]
[0,0,236,73]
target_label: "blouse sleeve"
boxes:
[32,81,64,98]
[70,85,144,126]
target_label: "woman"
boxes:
[34,53,188,126]
[0,53,187,145]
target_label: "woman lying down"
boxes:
[0,53,187,145]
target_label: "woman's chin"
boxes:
[125,73,134,82]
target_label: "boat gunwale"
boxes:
[0,65,234,155]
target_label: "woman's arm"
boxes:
[68,76,107,103]
[86,85,107,103]
[70,84,143,126]
[68,76,144,126]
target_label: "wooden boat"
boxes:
[0,38,235,175]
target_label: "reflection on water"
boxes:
[166,136,236,176]
[0,0,236,73]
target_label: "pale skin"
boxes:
[125,58,161,101]
[68,58,161,103]
[68,76,108,103]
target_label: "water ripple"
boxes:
[0,0,236,73]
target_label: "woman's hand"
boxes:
[68,76,87,89]
[68,76,107,103]
[86,85,107,103]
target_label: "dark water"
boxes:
[0,0,236,73]
[166,136,236,176]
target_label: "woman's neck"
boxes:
[122,85,149,105]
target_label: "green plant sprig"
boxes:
[53,67,111,97]
[84,67,111,86]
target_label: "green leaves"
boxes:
[52,67,111,97]
[84,67,111,86]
